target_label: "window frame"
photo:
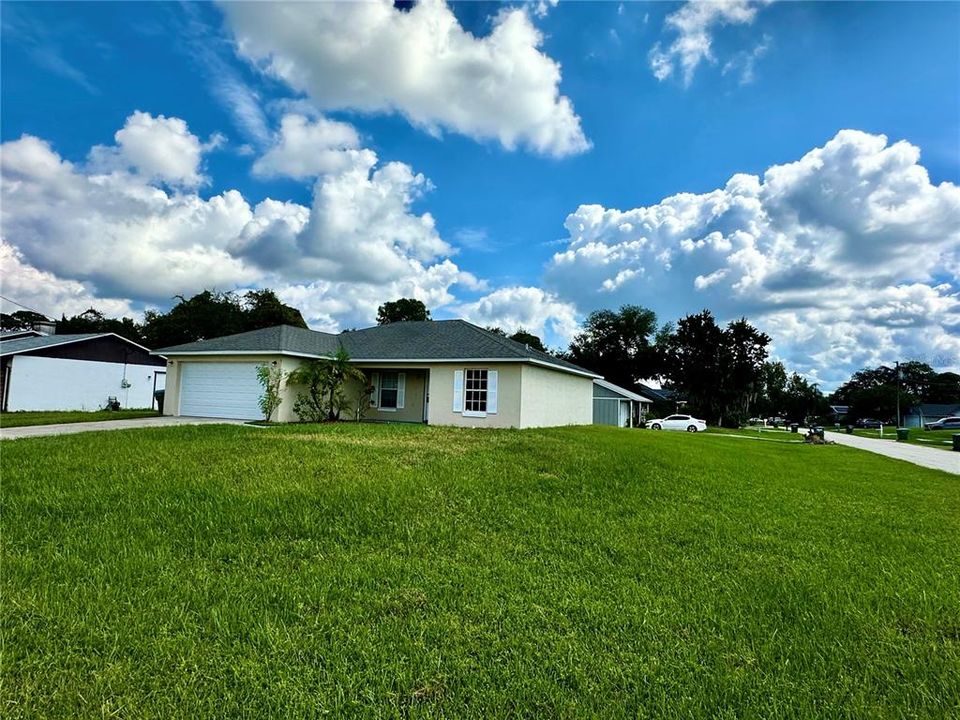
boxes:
[379,371,399,411]
[462,368,489,418]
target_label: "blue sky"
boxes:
[2,1,958,388]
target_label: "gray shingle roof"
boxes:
[155,320,598,377]
[154,325,342,356]
[0,333,106,357]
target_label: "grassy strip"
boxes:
[0,409,159,428]
[705,426,805,443]
[3,424,959,717]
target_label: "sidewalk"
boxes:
[824,430,959,475]
[1,416,245,440]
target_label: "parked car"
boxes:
[924,416,960,430]
[647,414,707,432]
[855,418,883,429]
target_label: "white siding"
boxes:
[6,355,161,411]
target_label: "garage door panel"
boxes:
[179,362,262,420]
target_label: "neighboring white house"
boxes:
[0,333,167,412]
[154,320,600,428]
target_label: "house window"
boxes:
[464,369,488,414]
[380,372,399,409]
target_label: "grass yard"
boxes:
[3,424,959,718]
[705,426,805,443]
[0,408,158,428]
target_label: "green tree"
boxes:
[1,310,50,332]
[660,311,770,427]
[508,328,547,353]
[927,372,960,403]
[566,305,660,390]
[57,308,144,343]
[758,361,788,417]
[142,291,246,348]
[377,298,430,324]
[781,373,827,423]
[243,290,307,331]
[287,347,366,422]
[829,362,933,422]
[722,318,772,425]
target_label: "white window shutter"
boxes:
[453,370,463,412]
[370,372,379,407]
[487,370,498,414]
[397,373,406,409]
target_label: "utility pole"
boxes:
[896,361,901,429]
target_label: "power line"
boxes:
[0,294,51,319]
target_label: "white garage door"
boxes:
[179,362,262,420]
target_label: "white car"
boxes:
[647,414,707,432]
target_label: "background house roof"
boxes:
[593,378,653,403]
[0,329,43,341]
[0,332,162,361]
[636,383,678,403]
[0,333,106,357]
[907,403,960,417]
[156,320,599,377]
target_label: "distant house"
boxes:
[903,403,960,429]
[828,405,850,422]
[592,379,652,428]
[0,333,166,412]
[154,321,600,427]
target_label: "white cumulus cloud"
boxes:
[87,110,222,188]
[221,0,589,157]
[546,129,960,386]
[0,112,477,331]
[252,113,373,179]
[455,286,581,344]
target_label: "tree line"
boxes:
[5,291,956,427]
[1,290,307,349]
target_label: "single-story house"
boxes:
[0,333,167,412]
[903,403,960,429]
[828,405,850,421]
[592,379,652,428]
[154,320,600,428]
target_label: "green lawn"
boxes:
[705,425,805,443]
[3,424,958,718]
[0,409,158,428]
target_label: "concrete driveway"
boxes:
[1,416,247,440]
[825,430,959,475]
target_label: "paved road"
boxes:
[1,416,246,440]
[824,430,959,475]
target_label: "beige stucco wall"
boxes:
[165,356,592,428]
[427,363,523,428]
[519,363,594,428]
[341,368,428,423]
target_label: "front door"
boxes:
[422,370,430,423]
